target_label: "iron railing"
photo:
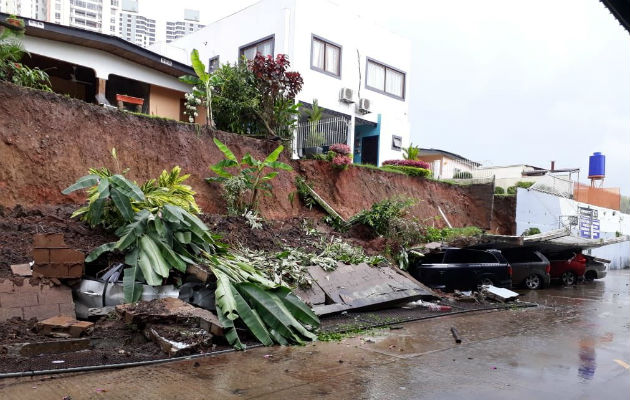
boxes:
[296,117,349,157]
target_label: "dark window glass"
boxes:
[444,249,498,264]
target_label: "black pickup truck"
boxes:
[409,248,512,291]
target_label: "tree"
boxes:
[179,49,217,128]
[402,143,420,161]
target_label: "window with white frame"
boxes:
[366,59,405,99]
[311,36,341,77]
[239,36,274,61]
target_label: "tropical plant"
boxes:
[0,16,51,91]
[63,165,200,230]
[208,138,293,214]
[179,49,217,127]
[248,54,303,139]
[352,197,416,236]
[211,61,261,134]
[402,143,420,161]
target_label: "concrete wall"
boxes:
[516,188,630,269]
[165,0,411,165]
[149,85,184,120]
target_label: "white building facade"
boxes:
[164,0,411,165]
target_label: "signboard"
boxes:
[578,207,600,239]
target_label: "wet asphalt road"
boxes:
[1,269,629,399]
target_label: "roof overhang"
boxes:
[1,13,194,78]
[600,0,630,35]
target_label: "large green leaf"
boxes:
[213,138,237,162]
[85,198,106,226]
[263,145,284,164]
[110,174,145,201]
[230,283,273,346]
[139,235,170,278]
[274,287,320,328]
[190,49,209,82]
[123,265,143,303]
[85,242,117,263]
[266,161,293,171]
[214,270,239,320]
[110,187,134,222]
[179,74,201,85]
[137,246,163,286]
[215,303,244,350]
[96,178,110,199]
[151,237,187,273]
[61,174,100,194]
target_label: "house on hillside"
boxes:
[159,0,411,165]
[1,13,195,121]
[416,148,481,180]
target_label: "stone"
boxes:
[10,264,32,277]
[37,315,94,338]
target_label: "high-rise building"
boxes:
[0,0,203,48]
[165,9,204,43]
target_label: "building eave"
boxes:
[1,13,194,78]
[599,0,630,35]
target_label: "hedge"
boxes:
[381,165,432,177]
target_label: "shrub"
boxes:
[507,186,517,195]
[516,181,535,189]
[330,143,351,155]
[494,186,505,195]
[453,171,473,179]
[402,143,420,160]
[382,159,430,169]
[522,227,541,236]
[352,197,415,236]
[381,165,431,178]
[331,154,352,170]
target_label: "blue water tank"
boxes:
[588,152,605,179]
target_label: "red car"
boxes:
[548,252,586,285]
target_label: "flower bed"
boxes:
[382,159,430,169]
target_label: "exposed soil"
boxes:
[490,195,517,235]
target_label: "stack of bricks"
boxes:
[0,278,75,321]
[32,233,84,279]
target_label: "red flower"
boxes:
[382,159,430,169]
[330,143,351,155]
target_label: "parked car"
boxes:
[584,255,608,281]
[409,248,512,292]
[545,251,587,285]
[501,248,551,290]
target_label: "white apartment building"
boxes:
[0,0,203,48]
[165,0,411,165]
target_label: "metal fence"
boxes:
[296,117,349,157]
[529,175,575,199]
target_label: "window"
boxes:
[208,56,219,73]
[239,35,274,61]
[366,58,405,99]
[311,36,341,77]
[391,135,402,151]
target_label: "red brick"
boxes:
[23,303,61,320]
[0,307,24,321]
[0,292,39,308]
[33,233,66,248]
[50,248,84,264]
[33,264,68,278]
[32,248,50,264]
[66,263,84,278]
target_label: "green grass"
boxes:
[317,326,389,342]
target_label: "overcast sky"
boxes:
[154,0,629,194]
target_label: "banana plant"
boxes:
[179,49,218,128]
[208,138,293,212]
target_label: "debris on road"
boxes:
[481,285,519,302]
[37,315,94,338]
[401,300,452,312]
[451,327,462,344]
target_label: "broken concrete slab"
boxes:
[144,324,212,357]
[307,263,435,316]
[37,315,94,338]
[116,298,223,337]
[293,280,326,307]
[481,285,519,302]
[10,263,32,277]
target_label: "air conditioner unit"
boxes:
[339,88,354,103]
[357,98,371,114]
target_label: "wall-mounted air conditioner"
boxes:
[339,88,354,103]
[357,98,371,114]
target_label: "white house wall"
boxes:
[516,188,630,269]
[22,36,189,92]
[166,0,411,165]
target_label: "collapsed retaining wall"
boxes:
[0,82,496,228]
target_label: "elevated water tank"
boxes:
[588,152,605,179]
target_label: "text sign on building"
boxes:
[578,207,600,239]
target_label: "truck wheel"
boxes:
[584,271,596,281]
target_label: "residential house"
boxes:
[160,0,411,165]
[2,13,195,121]
[416,148,481,179]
